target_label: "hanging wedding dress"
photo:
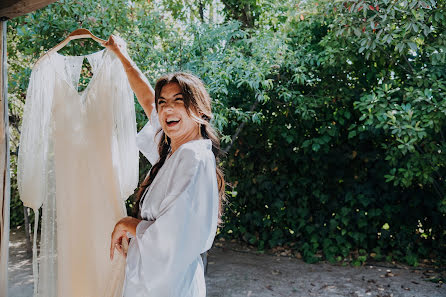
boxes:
[17,47,139,297]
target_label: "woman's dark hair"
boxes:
[133,72,226,226]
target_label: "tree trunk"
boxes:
[199,0,204,22]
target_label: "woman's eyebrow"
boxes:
[159,92,183,100]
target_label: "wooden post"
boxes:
[0,1,59,20]
[0,19,10,297]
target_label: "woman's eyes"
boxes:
[158,98,183,105]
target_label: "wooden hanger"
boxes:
[34,28,107,67]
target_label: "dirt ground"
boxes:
[7,227,445,297]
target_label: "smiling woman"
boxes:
[157,82,203,153]
[104,35,225,297]
[133,72,225,218]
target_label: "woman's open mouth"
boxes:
[166,119,180,127]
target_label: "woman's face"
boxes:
[157,82,200,144]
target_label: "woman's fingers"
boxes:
[103,35,127,52]
[116,242,124,255]
[110,236,124,260]
[110,224,124,260]
[110,240,115,260]
[110,231,118,260]
[110,218,134,260]
[103,35,119,53]
[102,35,113,47]
[122,234,129,257]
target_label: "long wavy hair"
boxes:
[133,72,226,226]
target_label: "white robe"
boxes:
[17,47,139,297]
[124,105,219,297]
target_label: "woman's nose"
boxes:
[165,103,174,111]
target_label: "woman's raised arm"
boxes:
[103,35,154,118]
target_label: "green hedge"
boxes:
[219,1,446,266]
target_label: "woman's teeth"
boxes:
[166,120,180,127]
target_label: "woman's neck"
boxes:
[170,129,202,153]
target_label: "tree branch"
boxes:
[223,100,259,153]
[401,53,415,74]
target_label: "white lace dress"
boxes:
[17,48,139,297]
[124,105,219,297]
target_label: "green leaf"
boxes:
[407,42,417,51]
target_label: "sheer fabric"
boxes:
[124,106,219,297]
[135,103,161,164]
[17,47,139,297]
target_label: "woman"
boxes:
[104,35,225,296]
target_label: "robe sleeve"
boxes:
[111,57,139,201]
[16,58,57,296]
[136,103,162,165]
[131,145,219,295]
[17,58,55,211]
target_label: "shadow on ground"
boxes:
[8,227,34,297]
[8,227,445,297]
[205,240,445,297]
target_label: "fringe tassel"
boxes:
[32,208,39,297]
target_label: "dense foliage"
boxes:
[7,0,446,266]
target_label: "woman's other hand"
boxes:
[110,216,141,260]
[103,35,129,59]
[102,34,155,117]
